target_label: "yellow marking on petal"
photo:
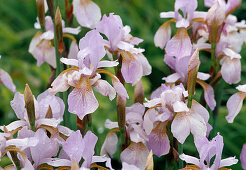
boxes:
[107,128,120,136]
[60,66,79,74]
[192,18,205,23]
[96,69,118,81]
[4,164,15,169]
[63,34,77,43]
[160,18,176,29]
[91,163,109,170]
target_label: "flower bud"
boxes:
[24,84,36,131]
[46,0,55,20]
[187,49,200,108]
[36,0,45,30]
[55,7,64,54]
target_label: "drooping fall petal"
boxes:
[68,77,99,120]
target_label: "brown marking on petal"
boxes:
[90,163,109,170]
[56,166,71,170]
[107,128,120,136]
[218,168,230,170]
[127,141,148,152]
[160,18,176,29]
[181,165,200,170]
[45,105,53,118]
[60,66,79,74]
[63,34,77,43]
[176,28,190,39]
[149,104,162,110]
[38,164,54,170]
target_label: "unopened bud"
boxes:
[24,84,36,131]
[55,7,64,54]
[187,49,200,108]
[46,0,55,20]
[36,0,45,30]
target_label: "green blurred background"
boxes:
[1,0,246,169]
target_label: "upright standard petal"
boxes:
[73,0,101,29]
[165,28,192,59]
[81,131,98,168]
[30,129,59,166]
[68,41,79,59]
[68,76,99,120]
[62,130,84,163]
[100,132,118,158]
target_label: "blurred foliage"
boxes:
[1,0,246,169]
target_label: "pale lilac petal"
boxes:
[63,27,81,35]
[221,57,241,84]
[223,48,241,60]
[112,78,129,100]
[135,53,152,76]
[105,119,119,129]
[58,125,74,137]
[81,131,98,168]
[0,69,16,93]
[154,21,172,49]
[191,101,210,123]
[122,162,140,170]
[171,113,190,144]
[162,73,181,84]
[73,0,101,29]
[93,79,116,100]
[68,41,79,59]
[144,98,161,108]
[237,85,246,93]
[68,77,98,120]
[220,157,238,168]
[173,101,189,112]
[197,80,216,111]
[1,120,27,132]
[35,118,61,128]
[121,51,143,85]
[100,132,118,158]
[10,92,26,120]
[204,0,215,7]
[120,142,149,170]
[197,72,210,81]
[143,109,158,135]
[160,12,175,18]
[6,137,38,150]
[96,13,124,51]
[126,103,145,119]
[240,144,246,169]
[165,28,192,58]
[189,111,207,141]
[60,58,78,67]
[146,123,170,157]
[226,92,246,123]
[62,130,84,163]
[30,129,59,165]
[37,90,65,119]
[92,155,113,170]
[49,73,70,94]
[179,154,200,166]
[130,124,149,143]
[40,31,54,40]
[117,41,144,54]
[226,0,241,14]
[97,60,119,68]
[42,158,72,167]
[78,30,106,69]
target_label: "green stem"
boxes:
[210,80,225,138]
[211,42,219,76]
[178,143,183,169]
